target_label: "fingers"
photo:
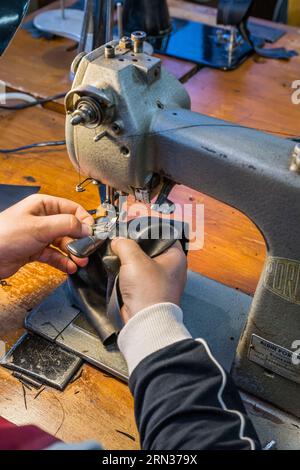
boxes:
[25,194,94,225]
[111,238,150,266]
[37,213,92,245]
[157,241,186,264]
[155,241,187,271]
[23,194,94,246]
[37,247,78,274]
[74,205,95,226]
[111,239,186,270]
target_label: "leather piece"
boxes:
[107,275,123,332]
[68,217,189,344]
[68,249,117,346]
[0,184,40,212]
[102,217,189,275]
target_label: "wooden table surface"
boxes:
[0,0,299,450]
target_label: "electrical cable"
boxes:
[0,92,66,110]
[0,140,66,154]
[0,92,37,105]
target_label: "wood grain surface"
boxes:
[184,32,300,138]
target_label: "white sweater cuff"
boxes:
[117,303,192,376]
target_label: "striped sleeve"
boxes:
[118,303,260,450]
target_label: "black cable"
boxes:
[0,140,66,154]
[0,92,66,110]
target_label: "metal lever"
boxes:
[67,236,106,258]
[151,179,175,215]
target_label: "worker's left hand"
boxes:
[111,238,187,324]
[0,194,94,279]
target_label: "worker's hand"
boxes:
[111,239,187,324]
[0,194,94,279]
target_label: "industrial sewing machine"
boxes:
[62,32,300,447]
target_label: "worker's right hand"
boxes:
[111,239,187,324]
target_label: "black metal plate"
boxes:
[1,333,82,390]
[155,18,285,70]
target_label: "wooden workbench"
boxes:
[0,0,299,450]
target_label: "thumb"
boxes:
[38,214,92,243]
[155,241,187,271]
[111,238,149,266]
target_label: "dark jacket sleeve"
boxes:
[129,338,261,450]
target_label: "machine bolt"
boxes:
[70,98,103,127]
[105,44,115,59]
[70,113,84,126]
[131,31,147,53]
[119,36,132,49]
[290,144,300,173]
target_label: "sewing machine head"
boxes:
[65,33,190,202]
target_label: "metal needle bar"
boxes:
[117,2,124,39]
[61,0,66,20]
